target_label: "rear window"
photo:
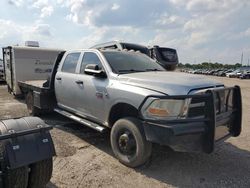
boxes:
[61,53,80,73]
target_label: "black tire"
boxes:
[25,92,40,116]
[0,143,29,188]
[110,117,152,168]
[28,158,53,188]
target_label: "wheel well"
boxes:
[108,103,139,127]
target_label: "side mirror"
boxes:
[84,64,106,78]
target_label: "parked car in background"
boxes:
[226,70,242,78]
[239,71,250,79]
[220,69,234,77]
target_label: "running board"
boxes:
[54,108,106,132]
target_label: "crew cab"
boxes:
[19,49,242,167]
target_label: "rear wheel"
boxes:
[110,117,152,167]
[4,167,29,188]
[26,91,40,116]
[0,143,29,188]
[28,158,53,188]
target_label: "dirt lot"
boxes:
[0,76,250,188]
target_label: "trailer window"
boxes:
[62,53,80,73]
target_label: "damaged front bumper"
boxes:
[140,86,242,153]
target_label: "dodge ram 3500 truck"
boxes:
[18,49,242,167]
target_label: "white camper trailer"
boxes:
[0,59,3,81]
[2,45,62,95]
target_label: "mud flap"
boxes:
[0,117,56,170]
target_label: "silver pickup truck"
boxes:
[19,49,242,167]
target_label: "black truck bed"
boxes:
[18,80,56,111]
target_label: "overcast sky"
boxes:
[0,0,250,64]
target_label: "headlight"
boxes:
[141,98,191,120]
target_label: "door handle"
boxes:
[75,80,83,84]
[56,77,62,80]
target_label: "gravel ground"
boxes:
[0,76,250,188]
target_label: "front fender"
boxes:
[104,82,164,123]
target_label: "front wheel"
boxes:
[110,117,152,168]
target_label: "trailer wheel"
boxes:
[28,158,53,188]
[26,92,40,116]
[0,144,29,188]
[110,117,152,168]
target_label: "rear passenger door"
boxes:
[55,52,82,112]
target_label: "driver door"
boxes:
[75,52,109,123]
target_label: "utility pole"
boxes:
[240,52,243,66]
[248,58,249,67]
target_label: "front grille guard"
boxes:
[139,85,242,153]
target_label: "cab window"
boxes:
[61,53,80,73]
[80,52,103,74]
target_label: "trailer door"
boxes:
[2,47,14,90]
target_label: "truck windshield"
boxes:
[158,48,177,62]
[102,51,165,74]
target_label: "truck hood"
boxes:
[118,71,223,95]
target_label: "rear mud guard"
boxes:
[0,117,56,169]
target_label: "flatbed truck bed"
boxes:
[18,79,56,114]
[18,80,49,93]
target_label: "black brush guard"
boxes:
[139,85,242,153]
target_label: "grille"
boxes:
[188,97,205,118]
[214,89,233,114]
[188,89,234,118]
